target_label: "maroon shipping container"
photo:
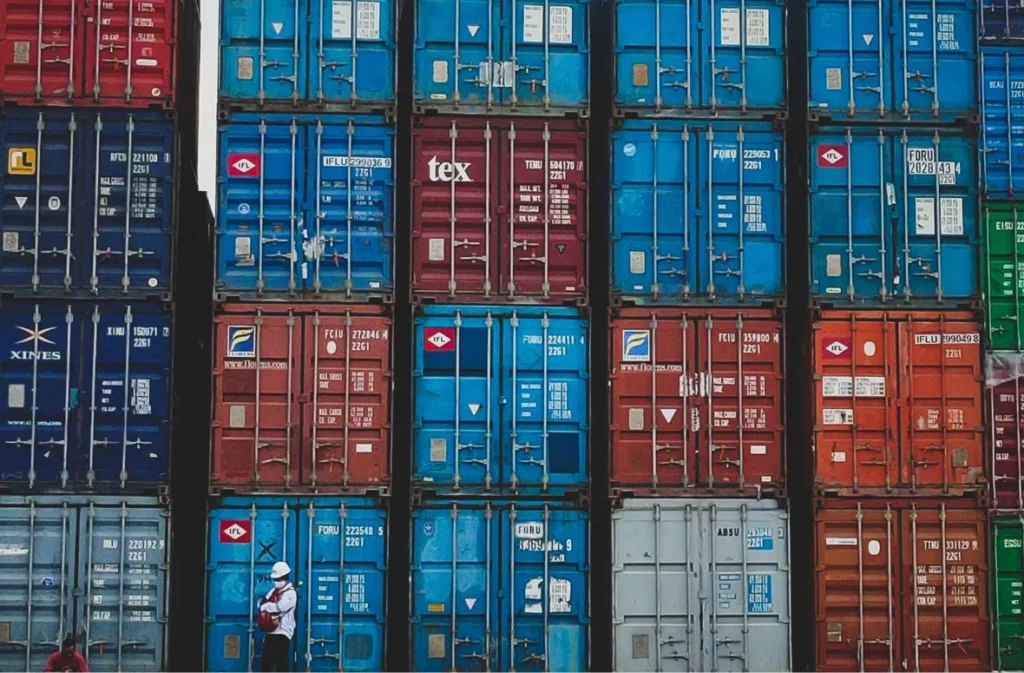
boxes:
[814,499,990,672]
[0,0,178,107]
[211,304,391,494]
[987,353,1024,511]
[410,116,588,304]
[609,307,785,497]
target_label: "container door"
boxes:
[809,129,893,302]
[0,0,77,102]
[504,311,588,492]
[296,501,387,671]
[614,0,697,111]
[700,0,785,110]
[979,48,1024,199]
[310,0,395,105]
[507,0,588,110]
[987,353,1024,510]
[983,204,1024,350]
[78,502,169,672]
[308,117,394,297]
[502,504,588,672]
[0,302,78,488]
[80,304,171,487]
[219,0,304,101]
[218,117,306,295]
[0,502,77,672]
[206,502,300,672]
[993,518,1024,671]
[303,310,390,490]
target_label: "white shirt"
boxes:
[260,582,297,639]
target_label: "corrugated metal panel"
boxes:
[205,496,387,672]
[0,495,170,672]
[613,0,787,116]
[413,305,589,495]
[217,113,394,301]
[980,47,1024,199]
[0,109,177,297]
[809,127,979,305]
[611,498,791,672]
[410,500,589,672]
[610,120,785,304]
[987,353,1024,511]
[984,204,1024,350]
[0,301,172,491]
[992,516,1024,670]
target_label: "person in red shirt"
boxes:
[44,634,88,672]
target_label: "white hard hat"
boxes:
[270,561,291,579]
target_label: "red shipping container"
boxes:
[814,499,989,672]
[813,310,985,497]
[987,353,1024,511]
[411,116,588,304]
[609,307,785,496]
[0,0,177,108]
[211,304,391,494]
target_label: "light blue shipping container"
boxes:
[413,0,590,115]
[410,499,589,672]
[807,0,978,122]
[0,495,170,672]
[413,305,589,495]
[205,496,387,672]
[217,113,394,300]
[981,46,1024,199]
[610,120,785,304]
[809,127,979,305]
[613,0,787,116]
[219,0,397,109]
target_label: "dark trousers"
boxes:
[261,633,291,672]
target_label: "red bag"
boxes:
[257,586,292,633]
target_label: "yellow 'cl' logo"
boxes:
[8,149,36,175]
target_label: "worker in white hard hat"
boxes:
[257,560,297,672]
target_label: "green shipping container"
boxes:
[994,517,1024,670]
[985,204,1024,350]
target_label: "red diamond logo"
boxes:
[425,328,455,351]
[227,154,261,177]
[818,145,848,168]
[823,338,851,358]
[220,520,250,543]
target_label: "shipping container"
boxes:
[410,116,588,305]
[611,498,791,672]
[984,203,1024,350]
[0,0,178,108]
[807,0,977,122]
[410,499,588,672]
[0,301,172,491]
[205,496,387,672]
[814,500,989,672]
[218,0,396,110]
[992,516,1024,670]
[217,113,394,301]
[0,495,170,672]
[809,127,979,305]
[413,305,588,495]
[0,109,177,298]
[981,46,1024,199]
[987,354,1024,511]
[981,0,1024,42]
[412,0,589,116]
[610,120,785,304]
[609,307,785,496]
[210,303,391,494]
[613,0,787,117]
[812,310,985,497]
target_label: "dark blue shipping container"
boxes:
[217,113,394,300]
[410,500,589,672]
[205,497,387,672]
[219,0,396,109]
[0,109,177,298]
[413,305,589,495]
[0,495,170,672]
[613,0,787,116]
[981,46,1024,199]
[610,120,785,303]
[809,127,979,305]
[807,0,978,122]
[0,301,172,490]
[413,0,590,115]
[981,0,1024,41]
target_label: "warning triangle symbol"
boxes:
[272,22,284,35]
[15,197,27,209]
[465,597,477,609]
[661,409,678,423]
[468,403,481,416]
[468,25,480,37]
[863,34,874,45]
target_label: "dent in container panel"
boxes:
[992,517,1024,670]
[609,307,785,496]
[812,310,985,496]
[981,48,1024,199]
[986,354,1024,511]
[814,500,989,672]
[411,117,587,304]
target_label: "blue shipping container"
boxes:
[0,109,177,297]
[410,500,589,672]
[413,305,589,495]
[807,0,978,122]
[981,1,1024,42]
[218,113,394,300]
[205,496,387,672]
[413,0,590,115]
[610,120,785,303]
[0,495,170,672]
[0,301,172,490]
[809,127,979,304]
[219,0,397,108]
[613,0,787,115]
[981,46,1024,199]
